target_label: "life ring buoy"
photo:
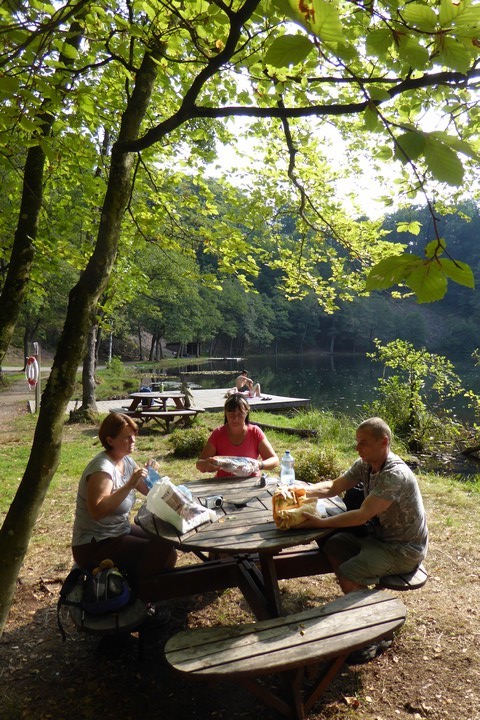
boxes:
[26,356,39,388]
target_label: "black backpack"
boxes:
[57,565,132,640]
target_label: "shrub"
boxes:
[168,427,210,458]
[294,446,342,484]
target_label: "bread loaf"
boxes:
[272,486,318,530]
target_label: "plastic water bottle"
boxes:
[145,466,161,490]
[280,451,295,485]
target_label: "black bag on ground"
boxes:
[57,564,132,640]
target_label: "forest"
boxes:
[5,194,480,361]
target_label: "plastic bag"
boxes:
[212,456,259,477]
[272,485,327,530]
[146,477,214,533]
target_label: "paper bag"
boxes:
[146,477,213,533]
[272,486,326,530]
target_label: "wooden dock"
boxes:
[64,388,310,415]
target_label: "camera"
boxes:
[205,495,223,509]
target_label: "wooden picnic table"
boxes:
[136,477,346,619]
[127,391,186,411]
[125,391,201,431]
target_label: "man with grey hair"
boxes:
[303,416,428,593]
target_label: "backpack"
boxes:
[57,564,132,641]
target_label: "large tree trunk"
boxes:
[0,51,159,637]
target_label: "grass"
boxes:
[2,359,478,570]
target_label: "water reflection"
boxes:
[154,353,480,424]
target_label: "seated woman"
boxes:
[196,394,279,478]
[71,412,176,602]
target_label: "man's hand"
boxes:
[300,510,327,528]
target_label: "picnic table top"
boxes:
[136,477,346,556]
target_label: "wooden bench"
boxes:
[125,408,200,431]
[378,563,428,591]
[165,588,406,720]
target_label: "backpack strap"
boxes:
[57,567,86,641]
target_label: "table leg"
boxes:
[259,552,284,617]
[236,553,284,619]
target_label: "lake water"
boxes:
[163,353,480,423]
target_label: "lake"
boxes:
[162,352,480,423]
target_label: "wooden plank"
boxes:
[165,589,406,677]
[379,563,428,591]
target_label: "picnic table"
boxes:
[136,476,346,619]
[124,391,201,431]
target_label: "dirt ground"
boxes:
[0,375,479,720]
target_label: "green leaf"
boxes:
[396,34,430,69]
[364,105,382,131]
[436,36,472,73]
[0,75,19,93]
[428,132,480,160]
[451,4,480,31]
[366,28,393,57]
[402,3,438,31]
[440,258,475,288]
[264,34,315,67]
[405,262,448,302]
[311,0,344,43]
[60,43,79,60]
[439,0,460,27]
[368,86,391,102]
[365,254,421,291]
[424,237,446,258]
[397,221,422,236]
[394,131,426,163]
[424,137,464,185]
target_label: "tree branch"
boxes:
[117,66,480,153]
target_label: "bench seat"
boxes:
[124,408,199,431]
[378,563,428,591]
[165,588,406,719]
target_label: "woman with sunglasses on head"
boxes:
[71,412,176,602]
[196,394,279,478]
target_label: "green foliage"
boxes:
[366,242,475,303]
[168,426,210,458]
[294,446,342,484]
[366,339,468,450]
[105,356,124,377]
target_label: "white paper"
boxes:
[146,477,214,533]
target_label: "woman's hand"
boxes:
[127,466,148,490]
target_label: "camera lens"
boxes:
[214,496,223,508]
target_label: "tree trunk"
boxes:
[70,323,98,422]
[138,322,143,360]
[0,17,86,373]
[0,50,159,637]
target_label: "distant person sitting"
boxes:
[235,369,261,398]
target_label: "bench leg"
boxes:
[237,653,348,720]
[240,676,295,719]
[303,654,347,715]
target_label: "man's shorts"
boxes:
[322,531,423,586]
